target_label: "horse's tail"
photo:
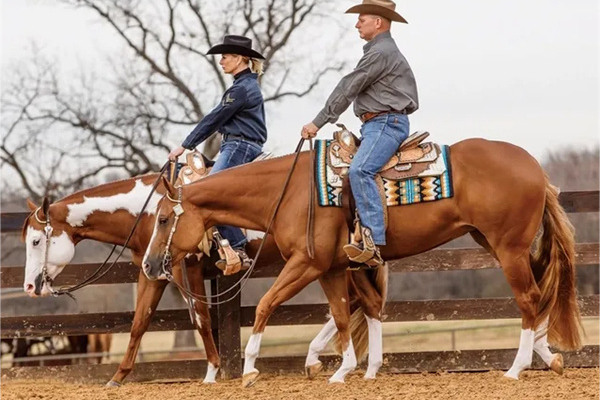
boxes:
[531,175,582,351]
[332,263,388,361]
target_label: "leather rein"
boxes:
[37,162,170,298]
[161,138,315,306]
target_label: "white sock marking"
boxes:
[243,333,263,376]
[305,317,338,367]
[364,316,383,379]
[329,337,357,383]
[504,328,534,380]
[203,362,218,383]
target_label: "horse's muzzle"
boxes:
[142,258,169,281]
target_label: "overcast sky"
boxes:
[1,0,598,161]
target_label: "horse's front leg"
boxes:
[107,271,168,387]
[242,254,325,388]
[172,261,220,383]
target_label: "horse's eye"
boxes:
[159,217,169,225]
[33,238,41,246]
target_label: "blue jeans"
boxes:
[210,139,263,249]
[349,113,409,245]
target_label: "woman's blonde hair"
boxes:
[241,56,264,76]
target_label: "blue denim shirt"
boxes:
[182,69,267,149]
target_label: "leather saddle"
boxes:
[174,150,274,275]
[174,152,214,187]
[328,124,444,181]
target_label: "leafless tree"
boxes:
[2,0,347,200]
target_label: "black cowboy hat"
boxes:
[207,35,265,60]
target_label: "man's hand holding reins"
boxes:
[301,122,319,139]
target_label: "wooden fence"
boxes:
[1,190,598,383]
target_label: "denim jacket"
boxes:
[182,69,267,149]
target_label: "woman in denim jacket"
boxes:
[169,35,267,268]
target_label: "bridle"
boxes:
[31,162,170,298]
[33,206,57,294]
[160,186,184,280]
[156,138,315,306]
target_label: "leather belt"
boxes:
[222,133,263,146]
[359,109,407,123]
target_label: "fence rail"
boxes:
[1,190,598,381]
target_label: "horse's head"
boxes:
[142,177,206,281]
[22,198,76,297]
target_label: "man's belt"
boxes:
[359,109,407,123]
[222,133,264,146]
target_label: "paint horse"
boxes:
[143,138,582,387]
[22,175,387,384]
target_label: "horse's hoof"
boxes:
[202,379,217,384]
[503,371,519,380]
[550,353,564,375]
[242,370,260,388]
[305,362,323,380]
[105,380,121,388]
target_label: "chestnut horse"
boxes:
[22,175,386,384]
[143,138,582,387]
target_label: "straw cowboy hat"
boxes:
[345,0,408,24]
[207,35,265,60]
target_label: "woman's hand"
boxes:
[301,122,319,139]
[168,146,186,161]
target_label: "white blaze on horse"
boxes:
[22,170,386,384]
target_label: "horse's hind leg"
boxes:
[318,268,357,383]
[242,255,326,387]
[347,268,386,379]
[496,247,541,379]
[471,232,563,374]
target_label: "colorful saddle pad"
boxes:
[315,139,454,207]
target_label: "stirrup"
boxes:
[216,249,252,275]
[343,225,384,269]
[213,230,242,275]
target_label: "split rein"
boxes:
[38,162,171,298]
[162,138,315,306]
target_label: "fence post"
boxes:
[216,274,242,379]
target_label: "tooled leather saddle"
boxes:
[328,124,444,181]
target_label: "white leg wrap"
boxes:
[533,317,555,366]
[364,316,383,379]
[328,338,357,384]
[305,317,338,367]
[203,362,218,384]
[504,329,534,380]
[243,333,263,376]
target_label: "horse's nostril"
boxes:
[25,284,35,293]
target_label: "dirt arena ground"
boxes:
[1,368,598,400]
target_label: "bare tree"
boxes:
[2,0,347,200]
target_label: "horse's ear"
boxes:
[161,176,175,197]
[26,199,38,211]
[41,197,50,218]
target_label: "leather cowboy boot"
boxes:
[343,226,384,268]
